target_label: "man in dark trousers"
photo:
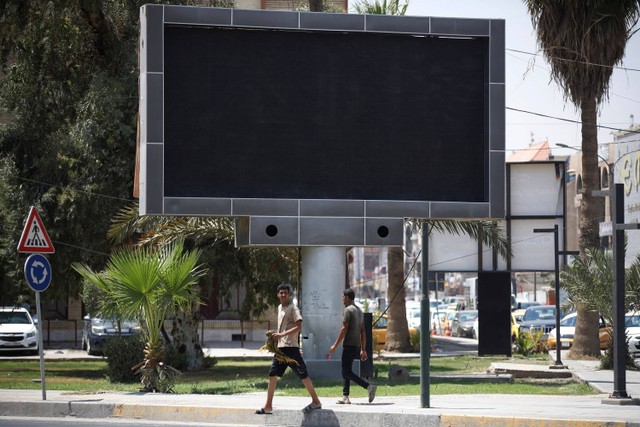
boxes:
[328,288,377,404]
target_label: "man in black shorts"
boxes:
[256,284,322,415]
[328,288,377,404]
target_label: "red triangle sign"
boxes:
[17,207,55,254]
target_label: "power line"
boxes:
[506,107,640,134]
[507,48,640,73]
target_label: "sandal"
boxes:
[255,408,272,415]
[302,403,322,414]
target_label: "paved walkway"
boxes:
[1,342,639,426]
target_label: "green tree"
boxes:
[0,0,235,311]
[0,1,157,306]
[524,0,640,357]
[72,239,206,392]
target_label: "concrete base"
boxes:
[305,359,361,381]
[601,396,640,406]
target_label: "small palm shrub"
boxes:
[515,329,547,356]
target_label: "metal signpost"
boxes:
[17,207,55,401]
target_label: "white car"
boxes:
[548,312,610,350]
[626,312,640,357]
[407,310,421,329]
[0,307,38,354]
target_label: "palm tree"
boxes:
[524,0,640,357]
[108,202,297,368]
[72,239,206,392]
[560,246,640,367]
[351,0,408,15]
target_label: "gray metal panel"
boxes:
[233,8,299,29]
[490,151,506,218]
[489,19,506,84]
[300,200,364,217]
[364,14,430,34]
[490,83,505,151]
[366,201,430,218]
[300,12,364,31]
[143,5,164,73]
[365,218,403,246]
[430,17,489,36]
[249,217,299,246]
[146,144,164,214]
[164,5,232,25]
[233,199,298,216]
[300,218,364,246]
[147,73,163,143]
[430,202,490,218]
[165,198,231,216]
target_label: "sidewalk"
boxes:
[1,344,639,426]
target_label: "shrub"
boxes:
[410,328,421,352]
[600,336,637,370]
[103,334,145,383]
[515,329,547,356]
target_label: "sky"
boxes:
[403,1,640,158]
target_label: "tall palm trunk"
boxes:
[573,96,604,357]
[385,247,411,352]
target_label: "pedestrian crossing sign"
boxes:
[17,206,55,254]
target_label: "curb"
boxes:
[1,399,638,427]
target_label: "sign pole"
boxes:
[35,290,46,400]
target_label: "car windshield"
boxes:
[459,312,478,322]
[0,312,31,324]
[374,316,387,328]
[626,314,640,327]
[523,307,556,321]
[560,315,577,327]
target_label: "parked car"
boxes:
[407,310,421,329]
[512,309,526,324]
[450,310,478,338]
[372,314,417,351]
[516,301,542,310]
[82,316,142,355]
[518,305,560,342]
[548,312,610,350]
[626,312,640,357]
[472,317,479,340]
[0,306,38,355]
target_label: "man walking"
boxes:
[257,284,322,415]
[328,288,377,404]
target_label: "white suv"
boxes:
[0,307,39,355]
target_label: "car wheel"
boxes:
[87,339,96,356]
[472,329,477,340]
[82,336,87,351]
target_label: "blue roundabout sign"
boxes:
[24,253,52,292]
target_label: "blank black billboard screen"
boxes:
[163,26,487,202]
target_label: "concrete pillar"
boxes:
[300,246,351,379]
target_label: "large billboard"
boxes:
[139,6,505,246]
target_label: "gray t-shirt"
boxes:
[343,304,363,347]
